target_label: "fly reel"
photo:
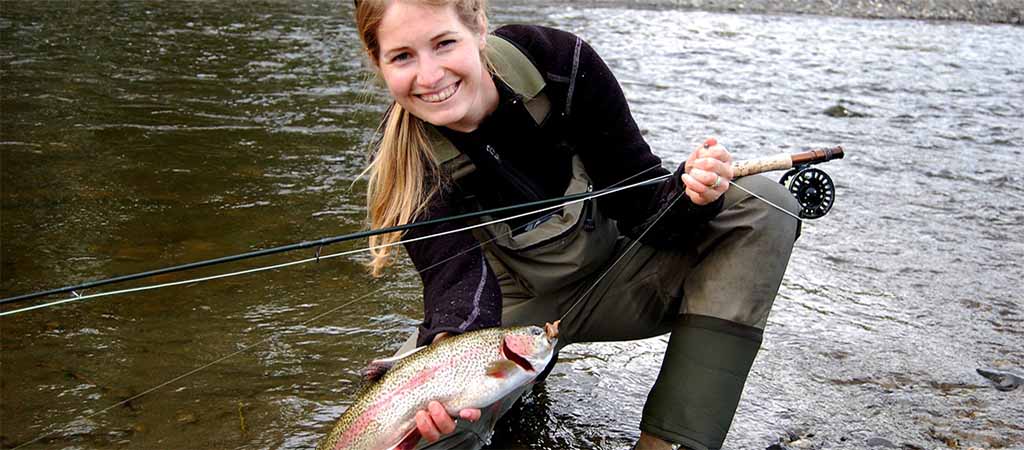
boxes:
[779,166,836,219]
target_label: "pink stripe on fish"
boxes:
[334,346,487,450]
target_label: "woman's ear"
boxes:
[477,13,488,49]
[365,48,379,68]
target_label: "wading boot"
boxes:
[640,314,764,450]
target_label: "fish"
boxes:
[316,322,559,450]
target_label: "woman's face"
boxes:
[375,1,495,133]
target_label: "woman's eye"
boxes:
[438,39,456,49]
[390,52,410,63]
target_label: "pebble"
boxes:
[176,412,198,424]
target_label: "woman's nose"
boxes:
[416,55,445,88]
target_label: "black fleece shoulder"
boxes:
[494,24,582,84]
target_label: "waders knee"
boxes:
[640,314,763,450]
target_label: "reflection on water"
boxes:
[2,1,1023,449]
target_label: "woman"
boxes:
[353,0,800,449]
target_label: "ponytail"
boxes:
[365,103,441,276]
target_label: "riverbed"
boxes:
[2,1,1022,449]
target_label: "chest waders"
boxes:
[413,35,801,450]
[427,35,620,307]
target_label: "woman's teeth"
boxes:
[420,81,459,103]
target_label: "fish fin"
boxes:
[486,360,520,378]
[361,346,426,383]
[387,427,421,450]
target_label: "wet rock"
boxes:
[975,368,1023,391]
[865,436,897,448]
[175,411,198,424]
[823,104,867,118]
[767,431,816,450]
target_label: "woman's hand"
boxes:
[681,137,734,205]
[414,401,482,442]
[416,332,481,443]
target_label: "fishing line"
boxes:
[11,286,389,450]
[11,159,813,446]
[0,172,671,318]
[559,191,686,323]
[14,165,672,447]
[557,176,805,324]
[729,181,803,222]
[0,177,667,307]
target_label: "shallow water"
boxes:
[2,2,1022,449]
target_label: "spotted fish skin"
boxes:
[316,326,556,450]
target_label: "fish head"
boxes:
[500,326,557,376]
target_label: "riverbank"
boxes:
[554,0,1024,24]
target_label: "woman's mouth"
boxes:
[418,81,460,103]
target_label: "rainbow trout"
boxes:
[317,323,559,450]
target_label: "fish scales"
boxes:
[317,326,556,450]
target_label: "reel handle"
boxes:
[732,146,844,178]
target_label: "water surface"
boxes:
[2,2,1022,449]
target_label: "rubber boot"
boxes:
[639,314,764,450]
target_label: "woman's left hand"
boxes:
[681,137,734,206]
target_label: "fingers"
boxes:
[681,171,728,205]
[682,169,724,191]
[415,409,441,442]
[416,402,480,443]
[685,137,733,175]
[681,137,733,205]
[431,332,450,344]
[459,408,482,421]
[428,401,456,435]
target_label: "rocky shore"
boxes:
[555,0,1024,24]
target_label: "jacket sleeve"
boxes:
[403,192,502,347]
[497,25,723,247]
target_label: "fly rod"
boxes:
[1,175,669,306]
[1,146,843,307]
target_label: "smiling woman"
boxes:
[346,0,803,449]
[355,0,498,280]
[375,2,497,132]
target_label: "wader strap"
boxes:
[565,36,582,117]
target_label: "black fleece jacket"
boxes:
[403,25,722,346]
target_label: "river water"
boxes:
[1,2,1022,449]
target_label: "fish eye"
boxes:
[531,327,543,336]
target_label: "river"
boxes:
[2,1,1022,449]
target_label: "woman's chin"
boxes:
[422,108,473,130]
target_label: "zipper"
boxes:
[583,183,596,232]
[485,144,501,162]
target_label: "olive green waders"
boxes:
[400,173,801,450]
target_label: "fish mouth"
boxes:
[501,339,534,372]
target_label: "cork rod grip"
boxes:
[730,146,844,178]
[731,154,793,178]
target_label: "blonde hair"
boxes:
[356,0,490,276]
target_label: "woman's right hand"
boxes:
[415,401,482,442]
